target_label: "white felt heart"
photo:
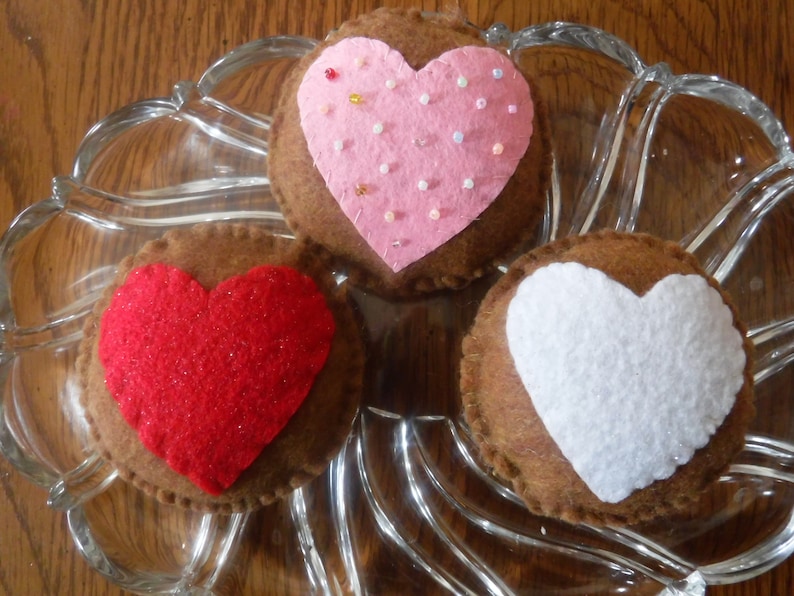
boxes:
[297,37,534,272]
[505,262,746,503]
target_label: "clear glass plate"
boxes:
[2,21,794,595]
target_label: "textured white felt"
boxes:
[505,262,746,503]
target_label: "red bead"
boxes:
[324,68,337,80]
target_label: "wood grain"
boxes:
[1,1,793,594]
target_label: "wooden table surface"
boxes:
[1,1,793,594]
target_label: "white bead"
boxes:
[463,178,474,189]
[418,180,429,191]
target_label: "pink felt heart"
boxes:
[297,37,534,272]
[98,263,335,495]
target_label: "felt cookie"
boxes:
[77,223,364,512]
[460,231,755,526]
[268,8,551,297]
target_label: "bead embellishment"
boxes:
[325,67,338,80]
[297,37,534,272]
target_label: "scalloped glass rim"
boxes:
[1,19,794,596]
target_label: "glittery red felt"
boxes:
[98,263,335,495]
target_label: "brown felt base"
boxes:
[77,223,364,513]
[268,7,551,298]
[460,231,755,526]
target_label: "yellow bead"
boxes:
[349,93,363,104]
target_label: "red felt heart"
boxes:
[98,263,335,495]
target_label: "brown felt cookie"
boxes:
[77,223,364,513]
[460,231,754,526]
[268,7,551,297]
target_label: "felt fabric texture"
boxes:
[460,231,755,526]
[98,263,335,496]
[505,262,746,503]
[268,8,551,297]
[297,37,534,273]
[77,223,364,513]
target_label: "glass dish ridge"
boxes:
[2,20,794,595]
